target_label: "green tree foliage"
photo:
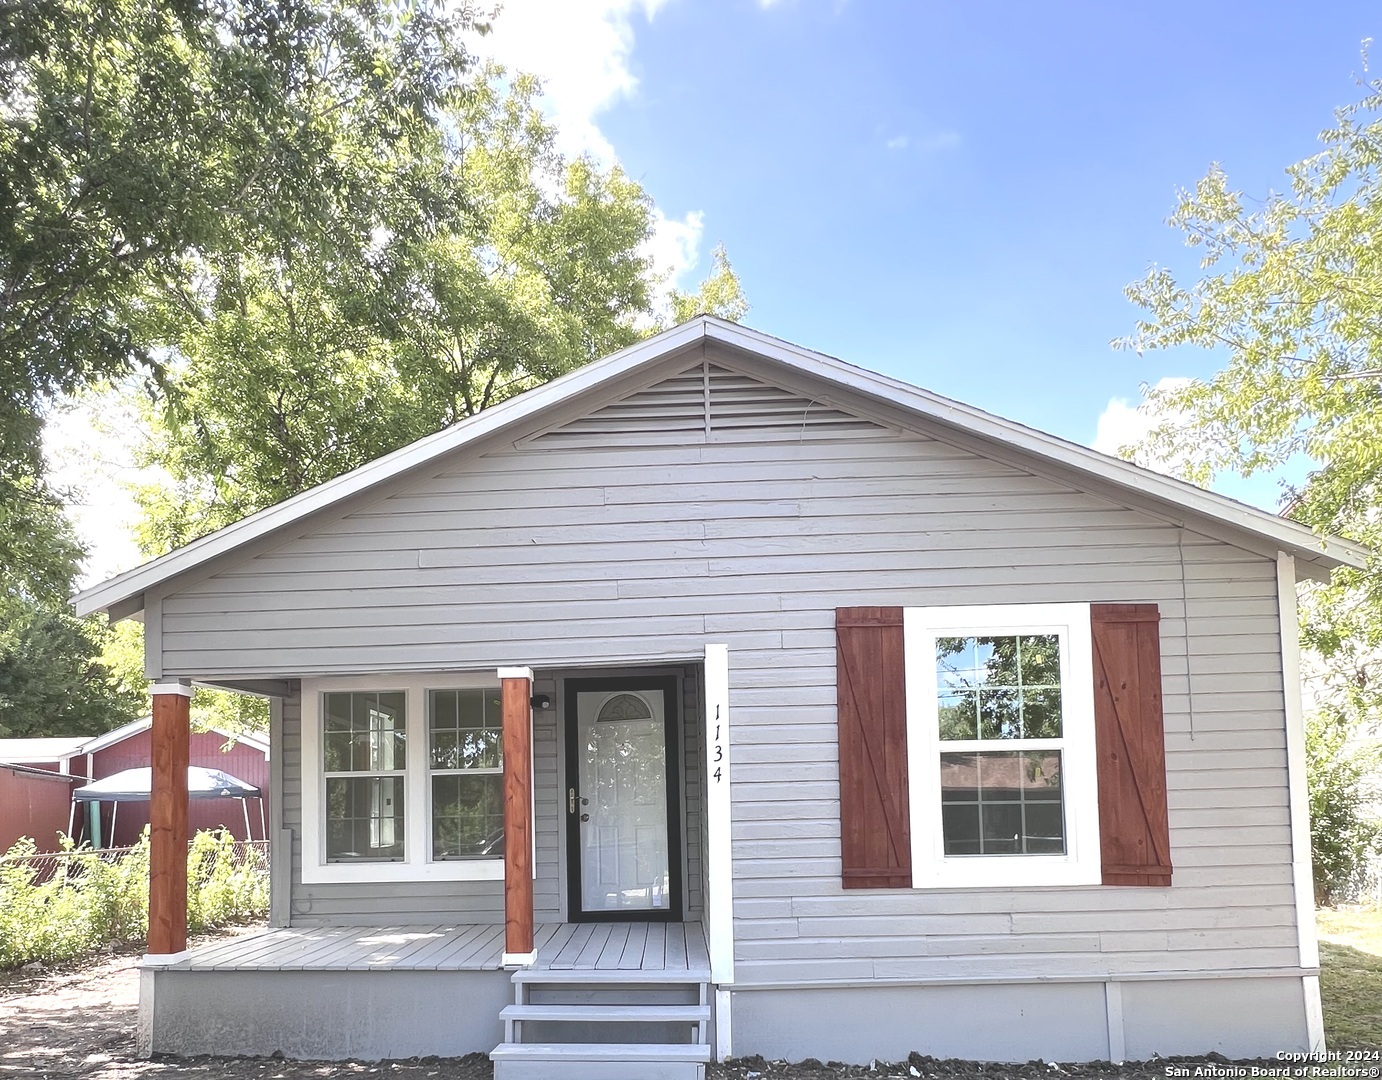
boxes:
[1119,68,1382,654]
[2,0,483,735]
[1,0,480,487]
[129,62,748,550]
[671,243,750,325]
[1120,64,1382,897]
[0,487,142,738]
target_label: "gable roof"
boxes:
[78,715,271,758]
[0,736,88,763]
[0,719,270,763]
[72,316,1365,618]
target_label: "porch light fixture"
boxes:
[530,694,552,710]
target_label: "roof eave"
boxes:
[699,318,1367,574]
[71,315,1365,620]
[72,319,711,617]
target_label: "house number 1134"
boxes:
[712,705,724,783]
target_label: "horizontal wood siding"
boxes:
[167,359,1297,980]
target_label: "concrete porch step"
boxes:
[491,1042,710,1080]
[500,1003,711,1023]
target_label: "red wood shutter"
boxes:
[1091,603,1173,887]
[836,606,911,889]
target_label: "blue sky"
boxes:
[50,1,1382,583]
[481,0,1382,509]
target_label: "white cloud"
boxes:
[1092,376,1193,474]
[478,1,707,294]
[644,208,704,298]
[885,135,909,151]
[478,0,671,164]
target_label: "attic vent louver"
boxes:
[526,360,891,448]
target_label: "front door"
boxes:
[564,676,683,921]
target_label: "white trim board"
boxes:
[73,317,1363,620]
[1277,553,1326,1055]
[703,644,735,986]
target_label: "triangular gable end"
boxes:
[519,360,898,448]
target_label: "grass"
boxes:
[1318,906,1382,1052]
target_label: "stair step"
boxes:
[501,1003,710,1022]
[492,1043,711,1060]
[512,967,710,984]
[494,1034,713,1078]
[491,1042,710,1080]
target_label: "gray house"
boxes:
[76,317,1360,1076]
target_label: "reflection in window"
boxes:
[940,751,1065,855]
[430,689,504,859]
[322,692,406,861]
[935,634,1068,857]
[936,635,1062,740]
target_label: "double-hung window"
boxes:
[323,691,407,861]
[904,603,1101,887]
[301,675,508,883]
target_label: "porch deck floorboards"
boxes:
[151,921,706,975]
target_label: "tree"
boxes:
[2,0,483,576]
[128,63,748,551]
[1120,63,1382,899]
[0,492,143,737]
[671,244,750,325]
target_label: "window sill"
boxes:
[912,854,1101,890]
[300,858,506,885]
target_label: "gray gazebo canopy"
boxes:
[73,766,260,803]
[72,766,265,844]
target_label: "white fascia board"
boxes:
[72,319,710,618]
[76,715,153,756]
[702,318,1367,573]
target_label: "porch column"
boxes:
[499,667,534,964]
[148,680,192,956]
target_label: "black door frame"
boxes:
[563,675,684,923]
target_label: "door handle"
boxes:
[568,787,576,814]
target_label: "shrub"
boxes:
[1308,709,1382,905]
[0,829,268,969]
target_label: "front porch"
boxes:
[139,921,713,1070]
[144,920,710,976]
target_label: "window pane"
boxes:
[939,751,1065,855]
[322,692,406,773]
[325,776,405,860]
[978,687,1020,739]
[938,691,978,740]
[1020,634,1060,686]
[432,774,505,859]
[977,636,1019,685]
[1022,687,1063,739]
[936,637,978,690]
[430,689,503,770]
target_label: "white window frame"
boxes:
[300,674,506,884]
[903,603,1101,888]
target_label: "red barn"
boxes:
[0,762,79,854]
[0,719,270,850]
